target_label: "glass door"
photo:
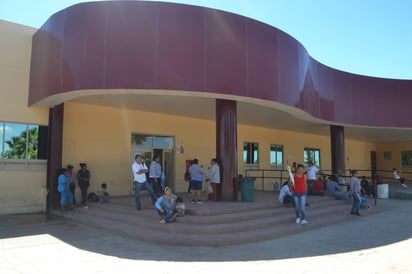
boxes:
[163,149,174,190]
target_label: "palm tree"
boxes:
[4,126,38,159]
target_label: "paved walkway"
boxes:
[1,197,412,274]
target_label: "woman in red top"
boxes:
[288,164,308,225]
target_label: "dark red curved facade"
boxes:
[29,1,412,127]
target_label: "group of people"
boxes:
[132,153,187,224]
[280,163,410,221]
[186,158,221,204]
[132,153,220,224]
[57,163,92,211]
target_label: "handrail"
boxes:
[244,168,412,192]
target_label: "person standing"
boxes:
[306,161,319,184]
[206,158,220,201]
[149,155,162,197]
[132,153,157,210]
[349,169,362,216]
[77,163,90,207]
[66,165,77,204]
[57,168,74,211]
[189,159,204,204]
[288,164,308,225]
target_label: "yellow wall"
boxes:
[0,20,49,214]
[63,102,378,195]
[63,102,217,195]
[376,142,412,180]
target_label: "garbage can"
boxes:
[240,177,256,202]
[377,184,389,199]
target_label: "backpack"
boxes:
[88,192,99,202]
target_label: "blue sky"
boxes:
[1,0,411,80]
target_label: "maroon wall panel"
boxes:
[157,4,206,91]
[105,2,157,89]
[276,31,301,107]
[62,3,106,91]
[205,9,247,96]
[29,14,65,104]
[246,19,278,100]
[29,1,412,128]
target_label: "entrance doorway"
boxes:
[131,148,175,195]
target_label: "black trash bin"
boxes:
[240,177,256,202]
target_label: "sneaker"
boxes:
[301,219,308,225]
[159,219,166,224]
[402,183,408,188]
[296,218,300,224]
[196,200,203,204]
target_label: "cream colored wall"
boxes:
[375,142,412,180]
[345,139,376,174]
[0,20,49,214]
[238,124,333,190]
[63,102,379,195]
[0,21,45,123]
[0,171,47,214]
[63,102,217,195]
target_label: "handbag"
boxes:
[206,181,213,194]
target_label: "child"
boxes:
[176,196,185,217]
[155,186,178,224]
[95,183,109,203]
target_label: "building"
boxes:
[1,1,412,214]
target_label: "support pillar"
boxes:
[216,99,238,201]
[46,104,64,212]
[330,125,346,176]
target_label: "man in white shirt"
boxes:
[306,161,320,184]
[132,153,158,210]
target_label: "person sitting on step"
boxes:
[155,186,178,224]
[393,168,408,188]
[279,181,293,207]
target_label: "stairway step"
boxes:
[62,192,382,246]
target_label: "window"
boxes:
[304,147,320,166]
[1,122,48,160]
[401,151,412,167]
[270,144,283,166]
[243,142,259,164]
[383,151,392,161]
[131,133,174,149]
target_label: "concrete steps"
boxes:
[62,191,383,246]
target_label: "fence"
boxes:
[244,168,412,191]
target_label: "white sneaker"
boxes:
[301,219,308,225]
[296,218,300,224]
[402,183,408,188]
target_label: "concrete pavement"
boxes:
[1,198,412,274]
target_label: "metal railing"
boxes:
[244,168,412,192]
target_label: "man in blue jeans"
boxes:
[350,169,362,216]
[132,153,158,210]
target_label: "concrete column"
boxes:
[330,125,346,176]
[46,104,64,212]
[216,99,238,201]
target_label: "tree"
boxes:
[4,127,38,159]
